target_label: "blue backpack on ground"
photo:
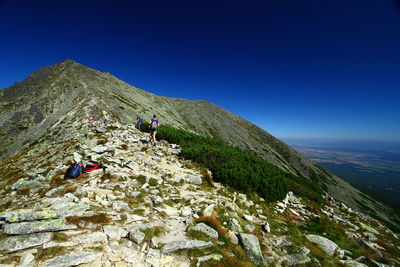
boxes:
[64,163,82,179]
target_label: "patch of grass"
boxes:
[0,255,20,265]
[100,172,118,182]
[300,216,365,258]
[130,174,146,184]
[62,185,78,195]
[66,213,112,227]
[133,209,145,216]
[35,246,65,262]
[0,199,12,212]
[186,229,213,241]
[97,138,108,145]
[148,178,158,187]
[16,187,30,196]
[219,249,252,267]
[142,226,166,240]
[53,232,69,242]
[202,170,215,187]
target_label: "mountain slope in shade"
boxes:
[0,59,399,229]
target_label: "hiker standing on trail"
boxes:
[88,116,93,127]
[136,115,143,130]
[149,115,159,145]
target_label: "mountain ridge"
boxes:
[0,59,399,229]
[0,117,398,266]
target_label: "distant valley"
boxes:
[284,139,400,213]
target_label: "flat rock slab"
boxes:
[0,232,53,253]
[306,234,339,256]
[0,210,58,223]
[161,240,213,254]
[103,225,128,241]
[44,252,101,267]
[92,145,110,154]
[4,218,77,235]
[188,223,218,239]
[339,260,368,267]
[238,233,266,266]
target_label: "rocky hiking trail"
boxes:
[0,121,399,267]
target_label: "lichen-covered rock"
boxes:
[0,210,58,222]
[188,223,218,239]
[161,240,213,254]
[3,218,77,235]
[359,222,379,235]
[245,224,255,233]
[0,232,53,253]
[228,218,243,233]
[305,234,339,256]
[238,233,266,265]
[44,252,101,267]
[284,247,310,266]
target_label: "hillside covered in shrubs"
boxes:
[142,123,323,203]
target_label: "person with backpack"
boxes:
[149,115,159,145]
[136,115,143,130]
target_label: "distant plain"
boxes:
[284,139,400,213]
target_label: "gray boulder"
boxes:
[161,240,213,254]
[128,230,146,244]
[196,254,223,266]
[203,204,215,217]
[4,218,77,235]
[228,218,243,232]
[103,225,128,241]
[226,231,239,245]
[0,232,53,253]
[92,145,110,154]
[112,201,130,211]
[245,224,256,233]
[188,223,218,239]
[305,234,339,256]
[186,175,203,185]
[238,233,266,265]
[284,247,311,266]
[44,252,101,267]
[181,207,192,217]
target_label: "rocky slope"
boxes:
[1,59,398,228]
[0,120,399,266]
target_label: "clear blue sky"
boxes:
[1,0,399,140]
